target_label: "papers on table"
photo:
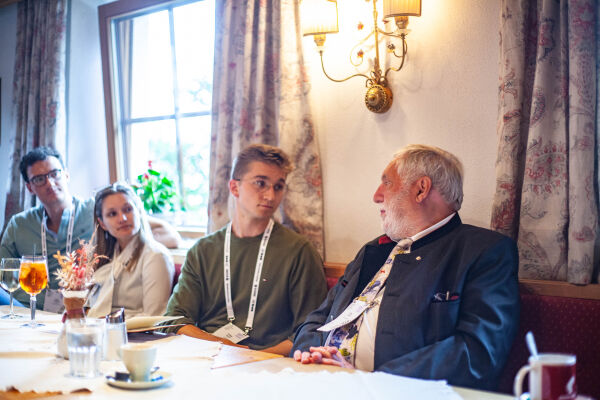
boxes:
[211,345,282,369]
[0,324,468,400]
[0,307,485,399]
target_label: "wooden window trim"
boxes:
[98,0,194,182]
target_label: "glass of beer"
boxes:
[19,255,48,328]
[0,258,23,319]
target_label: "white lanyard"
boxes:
[41,204,76,258]
[223,218,274,334]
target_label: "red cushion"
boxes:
[497,294,600,398]
[173,263,182,288]
[326,277,338,290]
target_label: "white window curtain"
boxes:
[3,0,68,230]
[492,0,599,283]
[207,0,325,256]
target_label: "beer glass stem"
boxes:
[30,295,36,323]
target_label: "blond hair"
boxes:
[231,144,293,179]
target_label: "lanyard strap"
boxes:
[318,239,411,333]
[41,204,76,258]
[224,218,274,334]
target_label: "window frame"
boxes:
[98,0,205,184]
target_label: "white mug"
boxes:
[514,353,577,400]
[121,343,157,381]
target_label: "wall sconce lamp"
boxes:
[301,0,421,113]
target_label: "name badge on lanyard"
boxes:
[212,322,248,343]
[213,219,274,344]
[317,300,371,332]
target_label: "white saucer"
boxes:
[106,371,172,390]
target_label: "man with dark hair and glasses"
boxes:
[0,147,96,311]
[164,144,327,356]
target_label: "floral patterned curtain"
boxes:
[492,0,599,283]
[208,0,325,256]
[3,0,68,230]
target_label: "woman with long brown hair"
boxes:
[87,183,174,318]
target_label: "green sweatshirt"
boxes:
[165,222,327,350]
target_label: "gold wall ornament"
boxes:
[365,83,393,113]
[301,0,421,114]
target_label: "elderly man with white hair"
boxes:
[292,144,520,391]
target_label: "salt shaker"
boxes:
[105,308,127,361]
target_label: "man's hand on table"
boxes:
[293,346,354,369]
[178,324,249,349]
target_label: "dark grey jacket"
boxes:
[292,214,520,390]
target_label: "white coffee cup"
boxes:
[514,353,577,400]
[120,343,157,381]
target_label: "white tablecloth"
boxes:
[0,307,510,399]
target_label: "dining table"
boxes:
[0,306,513,400]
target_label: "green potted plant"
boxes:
[132,161,180,215]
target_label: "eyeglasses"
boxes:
[28,169,63,187]
[234,178,286,193]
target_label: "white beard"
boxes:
[381,189,415,241]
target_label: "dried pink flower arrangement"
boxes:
[54,239,106,291]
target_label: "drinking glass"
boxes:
[0,258,23,319]
[19,255,48,328]
[67,319,105,378]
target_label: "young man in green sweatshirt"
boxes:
[165,144,327,355]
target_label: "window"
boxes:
[99,0,215,228]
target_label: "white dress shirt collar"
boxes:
[405,212,456,244]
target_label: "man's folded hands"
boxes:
[293,346,354,369]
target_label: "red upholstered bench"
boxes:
[325,262,346,290]
[173,263,182,289]
[497,292,600,398]
[326,277,338,290]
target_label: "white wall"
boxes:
[0,3,18,229]
[1,0,501,263]
[305,0,501,262]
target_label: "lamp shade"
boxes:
[300,0,339,36]
[383,0,421,17]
